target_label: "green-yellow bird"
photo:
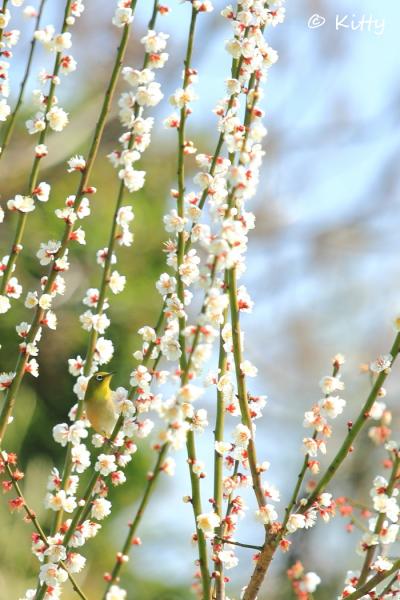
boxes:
[84,371,117,436]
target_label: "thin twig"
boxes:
[214,537,262,551]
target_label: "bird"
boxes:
[83,371,117,436]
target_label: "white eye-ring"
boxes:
[96,374,103,381]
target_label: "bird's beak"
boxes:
[107,371,116,378]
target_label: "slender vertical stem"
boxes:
[173,5,211,597]
[102,444,168,597]
[228,266,265,510]
[228,266,273,600]
[176,6,197,371]
[213,461,240,600]
[0,0,47,160]
[213,322,228,515]
[213,278,228,600]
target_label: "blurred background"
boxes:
[0,0,400,598]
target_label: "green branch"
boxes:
[174,5,211,598]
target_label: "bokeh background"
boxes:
[1,0,400,598]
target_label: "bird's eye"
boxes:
[96,375,103,381]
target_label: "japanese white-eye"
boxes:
[83,371,117,436]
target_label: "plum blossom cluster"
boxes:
[360,357,393,447]
[337,444,400,599]
[0,0,24,125]
[0,229,71,383]
[46,2,287,594]
[287,561,321,599]
[0,1,85,316]
[0,0,140,419]
[26,60,70,131]
[303,358,346,464]
[16,383,158,600]
[0,449,88,600]
[108,27,168,193]
[66,22,171,382]
[72,21,170,384]
[27,5,84,133]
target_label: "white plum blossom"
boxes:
[67,155,86,172]
[156,273,176,295]
[371,555,393,572]
[370,354,392,374]
[286,513,306,533]
[112,7,133,28]
[45,490,77,513]
[218,549,239,570]
[233,423,251,448]
[95,337,114,364]
[0,295,11,314]
[91,497,112,520]
[320,396,346,419]
[256,504,278,525]
[215,441,231,455]
[372,493,399,523]
[71,443,91,473]
[118,167,145,192]
[7,195,35,213]
[46,106,69,131]
[106,586,127,600]
[299,572,321,594]
[36,240,61,265]
[0,98,11,121]
[196,512,220,535]
[39,563,68,586]
[109,271,126,294]
[319,375,345,395]
[240,360,258,377]
[0,372,15,390]
[95,454,117,476]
